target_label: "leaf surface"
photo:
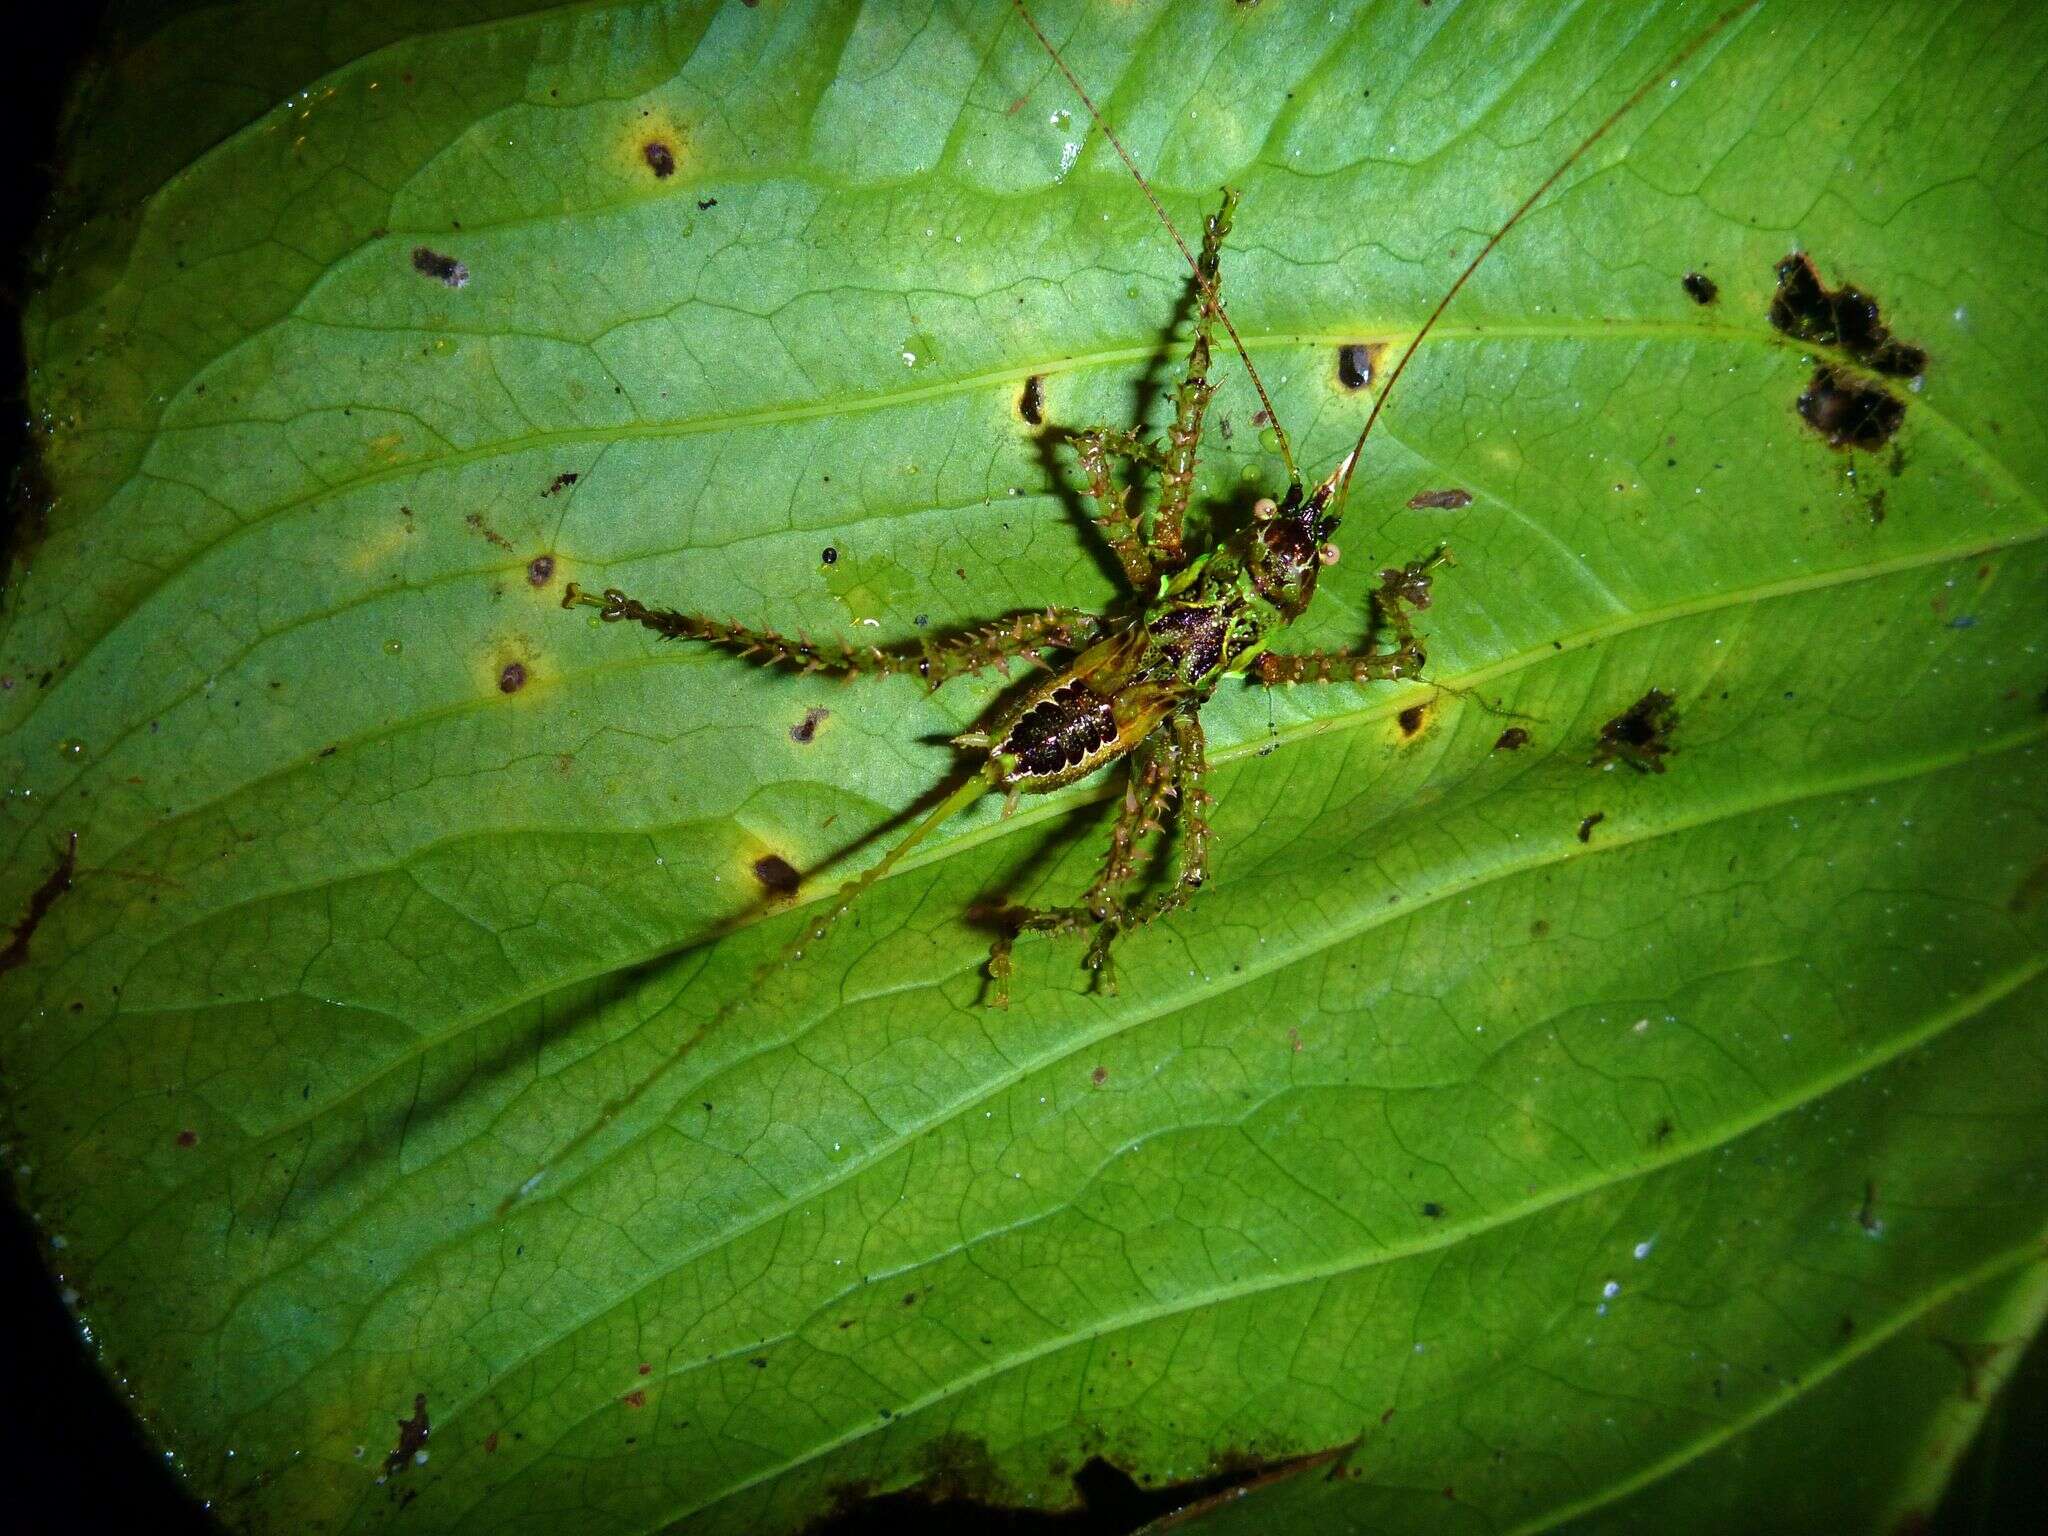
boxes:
[4,2,2046,1532]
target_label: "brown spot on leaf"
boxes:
[1091,1066,1107,1086]
[499,661,527,694]
[1591,689,1679,774]
[1682,272,1718,305]
[1019,374,1045,425]
[464,512,513,552]
[175,1129,198,1148]
[1397,705,1425,737]
[1494,727,1530,752]
[384,1394,430,1478]
[2010,854,2048,913]
[790,706,831,744]
[0,832,77,978]
[1406,487,1473,510]
[1798,365,1907,451]
[1336,343,1379,391]
[804,1441,1351,1536]
[1769,254,1927,376]
[542,472,579,497]
[643,140,677,178]
[1769,253,1926,454]
[411,246,468,289]
[622,1389,646,1409]
[753,854,800,898]
[527,554,556,587]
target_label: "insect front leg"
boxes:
[563,584,1104,687]
[1152,188,1238,569]
[1253,548,1452,686]
[1069,427,1165,591]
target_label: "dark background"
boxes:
[1,3,215,1530]
[0,8,2041,1536]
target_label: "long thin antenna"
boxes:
[1012,0,1301,489]
[1334,2,1756,506]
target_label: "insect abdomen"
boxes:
[1000,679,1120,787]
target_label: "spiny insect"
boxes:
[505,1,1750,1213]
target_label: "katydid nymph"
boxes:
[504,0,1751,1214]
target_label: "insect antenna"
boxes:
[1011,0,1301,490]
[1332,3,1756,508]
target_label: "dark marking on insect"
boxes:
[1493,726,1530,751]
[1336,342,1378,391]
[383,1394,430,1479]
[0,831,77,978]
[790,707,831,745]
[527,554,556,587]
[643,141,676,178]
[542,472,579,497]
[1577,811,1606,843]
[1019,374,1046,425]
[1681,271,1718,305]
[752,854,801,898]
[498,661,527,694]
[464,512,513,552]
[410,245,468,289]
[1407,487,1473,510]
[1592,689,1679,773]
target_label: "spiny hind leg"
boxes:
[1153,188,1238,568]
[563,584,1103,687]
[1252,547,1451,686]
[986,710,1213,1005]
[985,731,1178,1008]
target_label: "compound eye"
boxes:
[1253,497,1279,521]
[1317,543,1342,566]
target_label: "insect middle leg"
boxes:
[1252,548,1451,686]
[563,584,1104,688]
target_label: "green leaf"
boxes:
[5,1,2045,1531]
